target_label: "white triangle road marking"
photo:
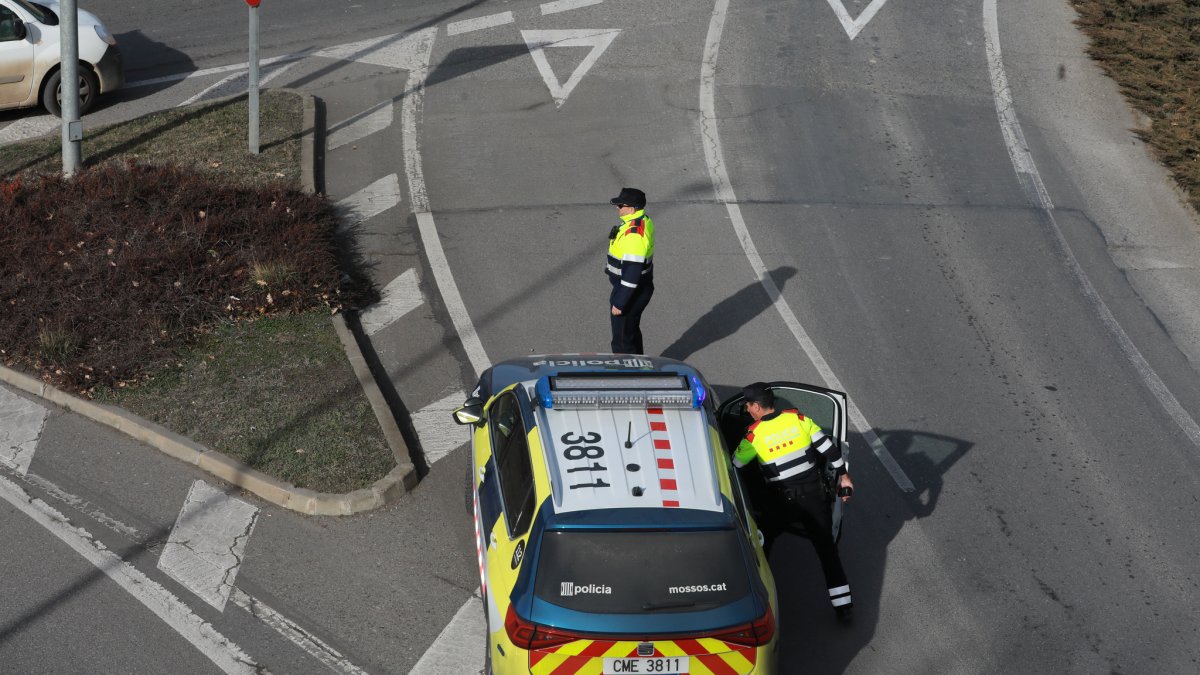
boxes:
[360,268,425,336]
[825,0,891,40]
[412,390,470,466]
[521,29,621,108]
[0,387,48,476]
[157,480,260,612]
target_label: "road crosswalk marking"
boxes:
[360,268,425,336]
[411,390,470,466]
[447,11,515,36]
[0,387,48,475]
[336,173,403,226]
[408,592,484,675]
[158,480,260,612]
[329,101,395,151]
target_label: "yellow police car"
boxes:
[453,355,849,675]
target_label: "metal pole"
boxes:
[60,0,82,175]
[248,4,259,155]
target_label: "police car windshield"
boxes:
[534,529,752,614]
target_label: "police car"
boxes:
[454,355,849,675]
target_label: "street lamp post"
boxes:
[60,0,82,175]
[247,0,261,155]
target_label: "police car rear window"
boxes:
[534,530,752,614]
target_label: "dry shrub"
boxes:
[0,160,375,392]
[1071,0,1200,211]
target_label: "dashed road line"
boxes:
[229,588,368,674]
[541,0,603,15]
[328,101,395,151]
[700,0,914,492]
[447,11,514,36]
[0,387,48,475]
[157,480,260,612]
[412,390,471,465]
[0,473,260,674]
[361,268,425,336]
[336,174,403,226]
[982,0,1200,450]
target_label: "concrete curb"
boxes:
[0,89,420,515]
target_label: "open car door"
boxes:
[716,382,849,542]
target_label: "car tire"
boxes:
[42,66,100,117]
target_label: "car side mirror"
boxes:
[452,397,484,426]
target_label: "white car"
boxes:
[0,0,122,116]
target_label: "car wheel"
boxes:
[42,67,100,117]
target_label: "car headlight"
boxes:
[94,23,116,46]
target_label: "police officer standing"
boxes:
[733,382,856,622]
[606,187,655,355]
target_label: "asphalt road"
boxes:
[3,0,1200,672]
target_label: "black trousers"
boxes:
[610,282,653,354]
[761,478,850,607]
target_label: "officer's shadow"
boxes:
[766,428,972,673]
[661,266,797,362]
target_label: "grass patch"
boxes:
[94,312,392,494]
[1,91,391,494]
[0,90,302,186]
[1071,0,1200,213]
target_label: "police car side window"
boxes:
[491,393,536,537]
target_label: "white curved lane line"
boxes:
[0,473,259,674]
[699,0,915,492]
[398,28,494,378]
[982,0,1200,449]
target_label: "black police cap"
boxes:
[609,187,646,209]
[741,382,775,407]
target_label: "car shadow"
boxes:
[95,30,196,108]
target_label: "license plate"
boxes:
[602,656,689,674]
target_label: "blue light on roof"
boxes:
[535,376,553,409]
[690,375,706,409]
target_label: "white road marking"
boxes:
[700,0,914,492]
[328,101,395,151]
[0,473,259,674]
[825,0,891,40]
[982,0,1200,449]
[229,588,368,674]
[360,268,424,336]
[541,0,603,15]
[336,174,403,226]
[408,591,485,675]
[447,11,515,36]
[7,467,369,674]
[4,467,142,540]
[412,390,471,465]
[381,25,493,377]
[177,59,301,108]
[521,29,621,108]
[0,387,48,475]
[157,480,260,612]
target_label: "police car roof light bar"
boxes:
[534,373,703,410]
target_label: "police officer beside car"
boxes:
[733,382,856,622]
[606,187,655,355]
